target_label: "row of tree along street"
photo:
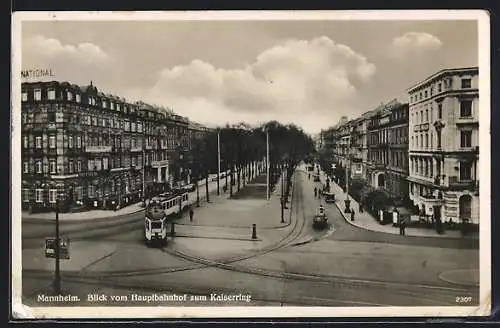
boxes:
[185,120,315,200]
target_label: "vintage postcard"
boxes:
[11,10,491,319]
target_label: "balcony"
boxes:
[456,116,479,126]
[85,145,112,153]
[448,176,477,190]
[418,193,444,205]
[151,159,169,168]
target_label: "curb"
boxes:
[22,207,146,224]
[172,234,263,242]
[437,269,480,288]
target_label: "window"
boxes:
[35,189,44,203]
[425,134,428,148]
[430,132,433,148]
[425,109,429,122]
[438,83,442,92]
[460,100,472,117]
[35,161,42,173]
[23,161,29,173]
[102,100,107,108]
[22,189,30,202]
[48,89,56,100]
[34,89,41,101]
[460,161,473,180]
[437,131,442,148]
[438,103,443,119]
[49,135,56,148]
[22,91,28,102]
[49,160,56,173]
[69,160,74,173]
[461,78,472,89]
[424,90,428,98]
[77,136,82,148]
[35,136,42,148]
[68,136,73,148]
[76,94,81,103]
[23,136,28,148]
[49,189,57,203]
[103,157,109,170]
[461,130,472,148]
[67,91,73,101]
[416,135,419,148]
[77,160,82,173]
[48,112,56,123]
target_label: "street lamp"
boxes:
[53,192,64,294]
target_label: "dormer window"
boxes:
[76,94,81,103]
[67,91,73,101]
[110,102,114,110]
[48,88,56,100]
[116,103,120,111]
[34,89,42,101]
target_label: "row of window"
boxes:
[411,100,473,126]
[410,130,472,149]
[22,179,142,203]
[22,155,146,175]
[367,126,409,145]
[23,134,189,150]
[368,149,408,169]
[410,157,474,181]
[409,77,473,104]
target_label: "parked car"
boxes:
[324,192,336,203]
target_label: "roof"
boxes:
[407,66,479,92]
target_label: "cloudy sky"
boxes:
[20,17,478,134]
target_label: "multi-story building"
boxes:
[407,67,479,224]
[21,81,200,213]
[366,100,410,205]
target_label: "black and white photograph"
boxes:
[11,10,491,318]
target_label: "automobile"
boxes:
[313,213,328,229]
[324,192,336,203]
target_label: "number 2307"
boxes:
[456,296,472,303]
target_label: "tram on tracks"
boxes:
[144,190,190,246]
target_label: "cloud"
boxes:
[131,36,376,133]
[21,35,113,86]
[23,35,109,63]
[389,32,443,58]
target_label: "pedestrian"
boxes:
[359,202,363,213]
[400,217,407,236]
[350,209,355,221]
[189,208,194,222]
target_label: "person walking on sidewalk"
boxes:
[399,216,407,236]
[189,208,194,222]
[350,209,355,221]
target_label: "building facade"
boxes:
[366,100,410,205]
[407,67,479,224]
[21,81,204,213]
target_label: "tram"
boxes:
[144,199,167,246]
[144,191,190,246]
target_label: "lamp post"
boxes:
[53,193,63,294]
[217,130,220,196]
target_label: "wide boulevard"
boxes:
[21,163,479,307]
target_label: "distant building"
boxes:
[366,100,410,205]
[407,67,479,224]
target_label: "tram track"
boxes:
[23,171,474,299]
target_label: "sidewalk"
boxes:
[21,174,232,223]
[21,202,145,223]
[173,169,291,230]
[320,170,477,239]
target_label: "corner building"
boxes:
[407,67,479,224]
[21,81,199,213]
